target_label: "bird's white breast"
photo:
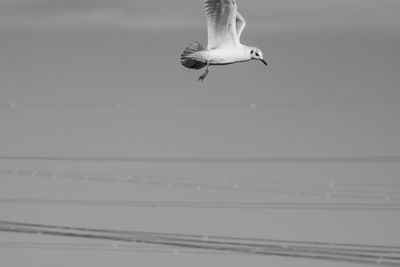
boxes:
[206,45,251,65]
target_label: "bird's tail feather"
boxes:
[180,42,207,69]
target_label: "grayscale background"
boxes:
[0,0,400,266]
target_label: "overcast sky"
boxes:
[0,1,400,266]
[1,0,400,31]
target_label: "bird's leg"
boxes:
[198,61,210,81]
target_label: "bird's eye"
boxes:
[255,52,259,57]
[251,50,254,54]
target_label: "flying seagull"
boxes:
[181,0,268,81]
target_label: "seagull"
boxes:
[181,0,268,81]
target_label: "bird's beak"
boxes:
[260,58,268,66]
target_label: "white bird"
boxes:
[181,0,268,81]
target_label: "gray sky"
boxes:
[0,1,400,266]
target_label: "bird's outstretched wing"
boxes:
[205,0,239,49]
[236,11,246,41]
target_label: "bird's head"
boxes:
[250,47,268,66]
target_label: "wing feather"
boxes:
[205,0,239,49]
[236,11,246,41]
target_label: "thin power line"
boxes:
[0,221,399,266]
[3,168,400,188]
[2,168,399,201]
[0,198,399,210]
[1,155,400,164]
[2,221,399,251]
[1,99,399,110]
[0,241,229,255]
[2,221,400,251]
